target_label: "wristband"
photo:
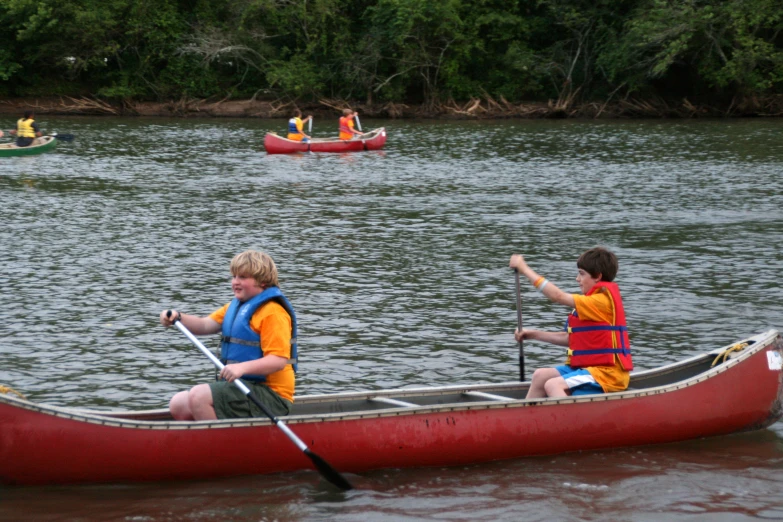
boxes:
[537,280,549,293]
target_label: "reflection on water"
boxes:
[1,116,782,519]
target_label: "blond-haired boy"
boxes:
[161,250,297,420]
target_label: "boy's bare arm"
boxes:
[509,254,576,308]
[220,355,288,382]
[518,329,569,347]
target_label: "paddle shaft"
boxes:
[355,115,362,132]
[170,314,353,490]
[514,269,525,381]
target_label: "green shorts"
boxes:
[209,381,292,419]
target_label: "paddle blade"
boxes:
[52,133,75,141]
[304,449,354,490]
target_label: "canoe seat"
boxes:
[462,391,513,402]
[369,397,418,408]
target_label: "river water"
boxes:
[1,116,782,521]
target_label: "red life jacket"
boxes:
[564,281,633,370]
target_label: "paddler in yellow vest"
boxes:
[509,247,633,398]
[10,110,42,147]
[287,109,312,142]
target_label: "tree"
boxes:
[623,0,783,97]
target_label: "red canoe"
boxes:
[1,330,782,486]
[264,127,387,154]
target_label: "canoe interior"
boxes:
[0,136,56,150]
[0,136,57,156]
[290,342,749,415]
[75,333,762,422]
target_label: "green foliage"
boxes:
[0,0,781,104]
[0,50,22,81]
[267,54,325,99]
[152,56,223,99]
[623,0,783,95]
[361,0,476,103]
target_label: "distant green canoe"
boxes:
[0,136,57,157]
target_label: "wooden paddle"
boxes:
[168,312,354,491]
[514,269,525,381]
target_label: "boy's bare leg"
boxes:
[188,383,218,420]
[526,367,562,398]
[543,376,570,397]
[169,390,194,420]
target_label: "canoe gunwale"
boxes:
[0,136,57,156]
[2,329,779,429]
[267,127,385,145]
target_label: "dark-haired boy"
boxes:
[509,247,633,398]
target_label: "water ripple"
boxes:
[0,117,781,407]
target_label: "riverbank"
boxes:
[1,94,782,119]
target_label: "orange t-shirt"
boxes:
[570,288,630,392]
[209,301,295,402]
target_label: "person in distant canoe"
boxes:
[160,250,298,421]
[10,110,42,147]
[287,109,312,142]
[509,247,633,398]
[338,108,364,140]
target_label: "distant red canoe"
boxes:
[264,127,387,154]
[1,330,782,486]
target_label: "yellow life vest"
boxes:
[287,117,304,141]
[17,118,36,138]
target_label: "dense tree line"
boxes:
[1,0,781,108]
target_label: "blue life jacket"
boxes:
[220,287,298,382]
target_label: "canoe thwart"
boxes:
[462,391,514,402]
[369,397,418,408]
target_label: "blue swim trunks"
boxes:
[555,365,604,396]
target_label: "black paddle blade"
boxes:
[52,134,75,141]
[304,448,354,490]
